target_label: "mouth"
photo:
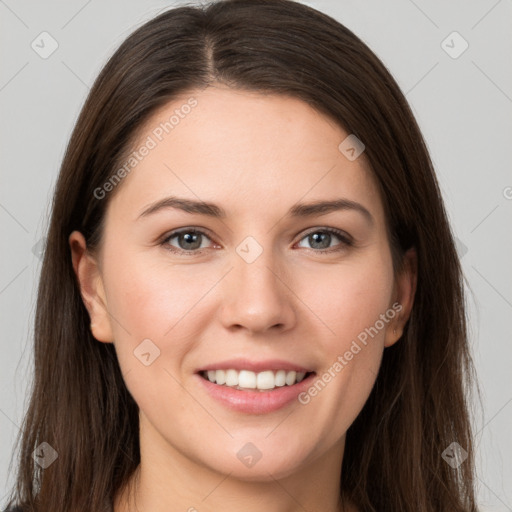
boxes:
[198,369,316,392]
[195,360,317,414]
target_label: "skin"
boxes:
[70,85,417,512]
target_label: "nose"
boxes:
[219,247,297,335]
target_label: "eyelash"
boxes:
[159,227,353,256]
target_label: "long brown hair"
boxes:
[5,0,479,510]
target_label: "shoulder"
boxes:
[3,506,24,512]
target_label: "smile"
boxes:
[200,369,314,391]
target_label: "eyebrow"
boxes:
[137,196,374,225]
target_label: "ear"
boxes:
[384,247,417,348]
[69,230,114,343]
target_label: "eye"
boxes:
[296,227,353,253]
[160,226,353,256]
[161,228,216,255]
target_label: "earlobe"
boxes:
[68,230,114,343]
[384,247,418,348]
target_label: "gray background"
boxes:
[1,0,511,509]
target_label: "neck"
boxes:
[114,414,350,512]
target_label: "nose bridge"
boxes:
[219,237,296,333]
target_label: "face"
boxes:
[71,85,414,483]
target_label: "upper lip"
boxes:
[197,358,314,374]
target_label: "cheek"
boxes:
[292,265,394,447]
[101,253,207,420]
[297,247,394,407]
[294,254,394,442]
[300,250,395,348]
[100,250,211,394]
[103,248,213,340]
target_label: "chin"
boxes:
[203,446,309,482]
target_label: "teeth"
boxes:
[275,370,286,387]
[216,369,226,385]
[239,370,257,389]
[203,369,308,390]
[256,370,274,390]
[285,371,297,386]
[225,369,238,387]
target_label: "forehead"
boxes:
[105,86,384,224]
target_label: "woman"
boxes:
[4,0,479,510]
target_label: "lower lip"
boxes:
[196,372,316,414]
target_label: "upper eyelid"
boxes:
[163,227,217,243]
[299,226,352,240]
